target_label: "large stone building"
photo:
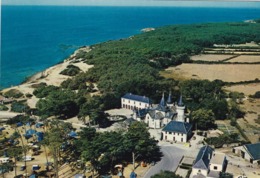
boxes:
[122,92,192,142]
[121,93,151,110]
[233,142,260,164]
[191,146,227,178]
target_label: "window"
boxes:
[181,133,183,136]
[178,133,179,135]
[139,102,141,105]
[134,102,135,104]
[214,166,217,170]
[128,100,130,103]
[123,99,125,102]
[198,170,201,173]
[169,132,172,134]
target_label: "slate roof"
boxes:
[148,110,164,120]
[193,146,214,170]
[177,95,185,107]
[122,93,150,104]
[244,142,260,160]
[162,121,192,134]
[167,92,172,104]
[156,104,167,112]
[135,109,149,117]
[159,93,166,107]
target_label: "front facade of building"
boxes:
[233,142,260,164]
[162,121,192,142]
[121,93,151,110]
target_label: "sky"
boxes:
[1,0,260,8]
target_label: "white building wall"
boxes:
[121,98,149,110]
[209,163,223,172]
[191,168,208,177]
[162,131,187,142]
[148,119,161,129]
[176,105,185,122]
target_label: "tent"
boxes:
[0,127,5,131]
[26,122,31,126]
[130,171,137,178]
[26,129,37,136]
[36,132,44,142]
[29,174,36,178]
[35,122,44,128]
[16,122,23,127]
[74,174,85,178]
[68,131,77,138]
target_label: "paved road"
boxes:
[143,145,186,178]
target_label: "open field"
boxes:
[224,83,260,96]
[237,98,260,143]
[191,54,235,62]
[162,64,260,82]
[227,55,260,63]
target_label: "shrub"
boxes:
[60,65,81,76]
[4,89,23,98]
[33,85,59,98]
[252,91,260,98]
[25,93,33,98]
[0,104,8,111]
[6,115,31,125]
[11,101,30,113]
[31,82,47,88]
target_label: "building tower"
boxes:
[166,91,173,107]
[176,95,185,122]
[159,92,166,107]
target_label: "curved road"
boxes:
[143,145,186,178]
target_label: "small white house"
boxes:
[233,142,260,164]
[121,93,151,110]
[191,146,226,178]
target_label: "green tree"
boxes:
[36,89,79,118]
[7,146,23,177]
[192,109,215,130]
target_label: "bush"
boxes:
[11,101,30,113]
[0,104,8,111]
[33,85,59,98]
[25,93,33,98]
[4,89,23,98]
[6,115,31,125]
[252,91,260,98]
[31,82,47,88]
[60,65,81,76]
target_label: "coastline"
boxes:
[1,46,93,108]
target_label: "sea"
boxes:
[1,6,260,89]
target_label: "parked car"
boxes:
[20,165,26,171]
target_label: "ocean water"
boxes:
[1,6,260,89]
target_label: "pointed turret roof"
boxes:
[167,91,172,104]
[178,95,184,107]
[159,93,166,107]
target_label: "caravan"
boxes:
[0,157,10,163]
